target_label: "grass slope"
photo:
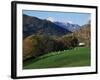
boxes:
[23,47,90,69]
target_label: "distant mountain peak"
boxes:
[46,17,54,22]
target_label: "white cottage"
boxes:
[78,42,85,47]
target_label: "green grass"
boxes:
[23,47,91,69]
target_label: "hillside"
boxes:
[23,47,90,69]
[23,14,71,38]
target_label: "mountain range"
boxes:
[23,14,72,38]
[54,21,80,32]
[23,14,90,41]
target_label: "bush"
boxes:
[57,35,79,49]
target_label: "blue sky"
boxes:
[23,10,90,26]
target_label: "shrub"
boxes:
[57,35,79,49]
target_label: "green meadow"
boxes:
[23,47,90,69]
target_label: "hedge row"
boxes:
[23,35,79,60]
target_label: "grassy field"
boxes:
[23,47,90,69]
